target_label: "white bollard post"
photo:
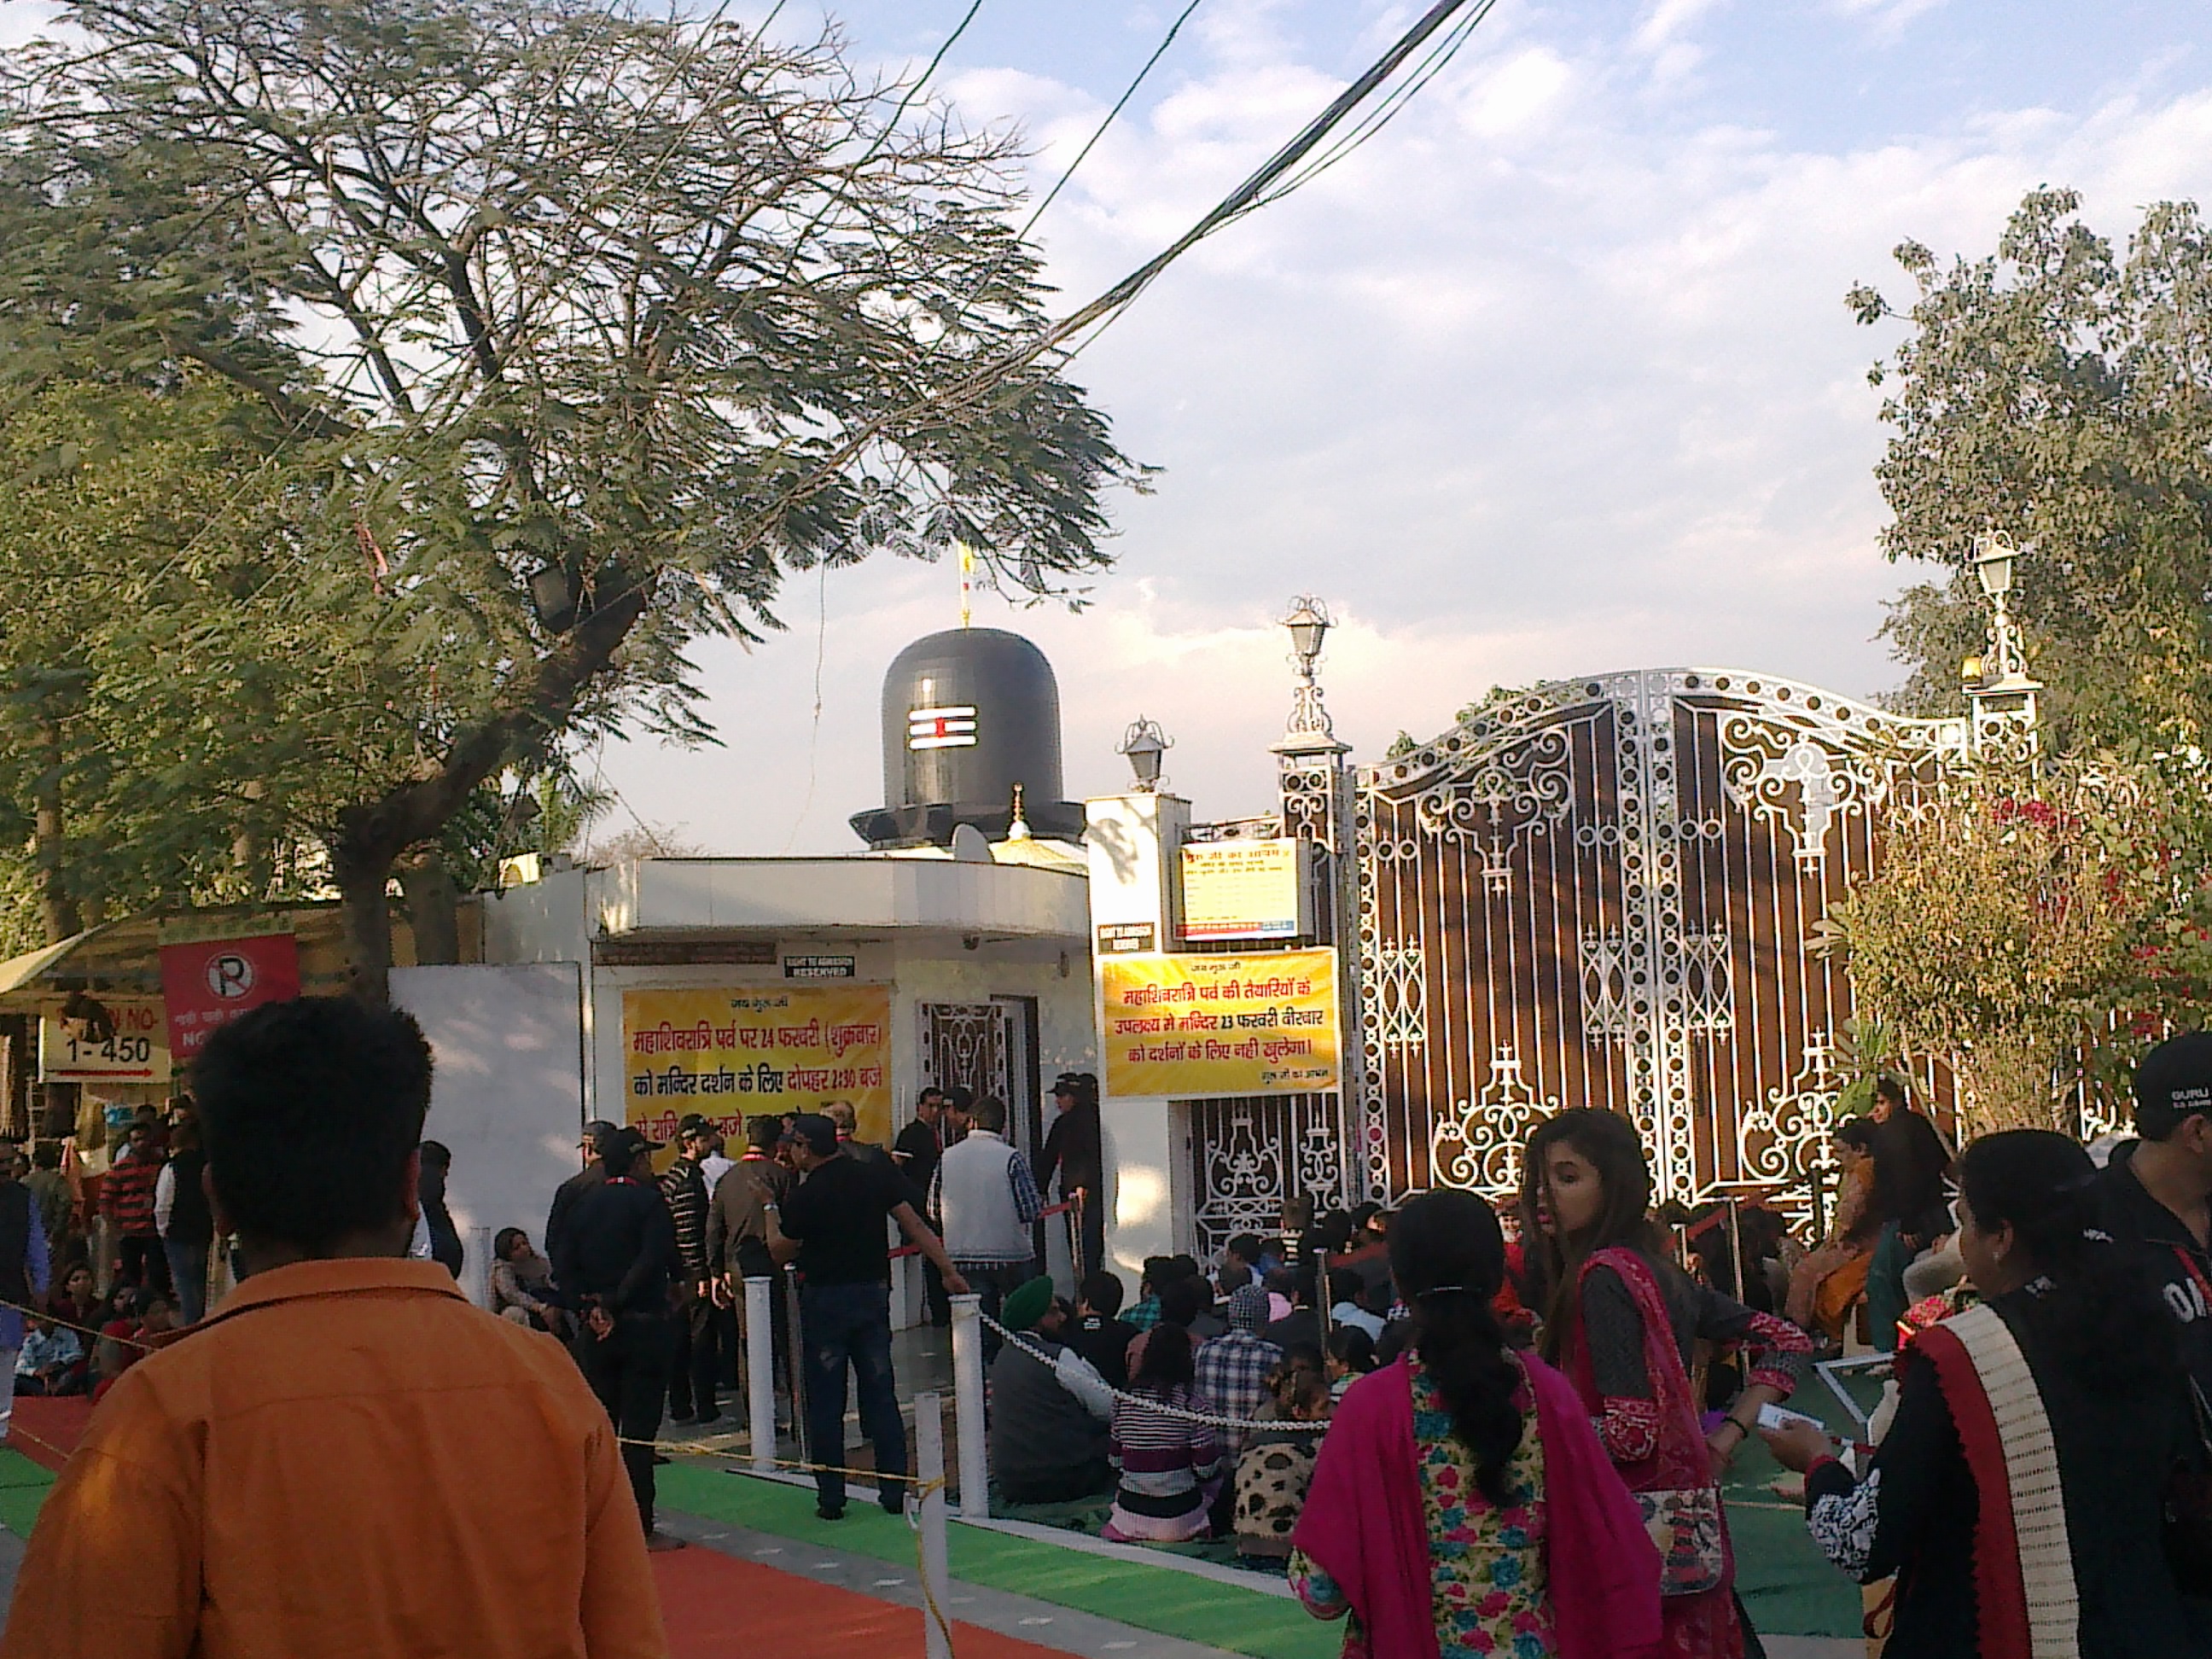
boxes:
[744,1277,776,1476]
[468,1225,494,1312]
[915,1391,953,1659]
[949,1292,990,1520]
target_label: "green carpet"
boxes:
[658,1464,1340,1659]
[1720,1382,1870,1640]
[0,1450,55,1538]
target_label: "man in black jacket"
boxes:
[552,1124,683,1550]
[1037,1072,1103,1278]
[544,1119,615,1289]
[2098,1033,2212,1398]
[2093,1032,2212,1639]
[892,1088,950,1324]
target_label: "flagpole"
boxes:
[957,540,974,629]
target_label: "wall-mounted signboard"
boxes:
[1101,948,1338,1100]
[623,984,893,1144]
[39,998,172,1085]
[1179,841,1311,942]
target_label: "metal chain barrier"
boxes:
[975,1310,1330,1432]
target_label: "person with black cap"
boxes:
[765,1113,969,1521]
[1038,1071,1104,1278]
[543,1118,616,1289]
[988,1276,1113,1505]
[2098,1033,2212,1417]
[2097,1032,2212,1639]
[551,1123,685,1551]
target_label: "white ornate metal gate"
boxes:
[1353,668,1971,1219]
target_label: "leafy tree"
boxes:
[1827,754,2152,1133]
[1,0,1138,997]
[1854,188,2212,745]
[0,378,306,950]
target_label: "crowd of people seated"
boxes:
[969,1038,2212,1659]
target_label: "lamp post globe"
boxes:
[1284,597,1331,667]
[1972,531,2017,602]
[1119,717,1169,792]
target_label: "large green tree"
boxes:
[0,377,308,950]
[1,0,1139,997]
[1855,188,2212,747]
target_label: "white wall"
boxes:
[392,963,586,1307]
[1086,792,1197,1285]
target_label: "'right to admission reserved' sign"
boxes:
[1100,948,1339,1100]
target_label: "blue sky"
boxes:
[586,0,2212,855]
[15,1,2208,851]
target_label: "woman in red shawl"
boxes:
[1289,1189,1662,1659]
[1522,1109,1812,1659]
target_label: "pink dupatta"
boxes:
[1290,1353,1662,1659]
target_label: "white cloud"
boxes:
[1829,0,1947,38]
[597,10,2212,855]
[1636,0,1728,54]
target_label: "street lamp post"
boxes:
[1275,595,1346,754]
[1965,529,2040,750]
[1118,717,1170,792]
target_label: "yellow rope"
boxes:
[0,1295,156,1353]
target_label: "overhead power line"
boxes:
[732,0,1493,548]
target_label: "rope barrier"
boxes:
[0,1296,157,1354]
[975,1310,1330,1432]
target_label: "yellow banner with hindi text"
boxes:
[623,985,893,1147]
[1101,950,1339,1100]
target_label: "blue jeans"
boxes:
[800,1280,904,1511]
[955,1260,1033,1364]
[164,1240,209,1324]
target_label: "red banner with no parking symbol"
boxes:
[160,934,301,1060]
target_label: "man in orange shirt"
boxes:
[0,997,667,1659]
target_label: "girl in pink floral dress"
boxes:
[1290,1190,1661,1659]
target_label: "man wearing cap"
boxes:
[553,1124,685,1550]
[661,1115,719,1427]
[2098,1032,2212,1638]
[544,1118,616,1288]
[1196,1284,1283,1459]
[2099,1033,2212,1395]
[988,1277,1114,1505]
[766,1114,968,1521]
[1038,1072,1104,1278]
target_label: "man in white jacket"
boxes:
[928,1096,1040,1360]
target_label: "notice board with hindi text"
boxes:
[623,985,893,1146]
[1101,949,1339,1100]
[1179,840,1311,941]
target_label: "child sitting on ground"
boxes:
[1324,1326,1376,1405]
[15,1315,85,1397]
[1233,1363,1331,1568]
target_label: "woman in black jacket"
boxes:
[1766,1129,2200,1658]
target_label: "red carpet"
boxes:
[652,1545,1074,1657]
[7,1397,90,1472]
[11,1396,1074,1656]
